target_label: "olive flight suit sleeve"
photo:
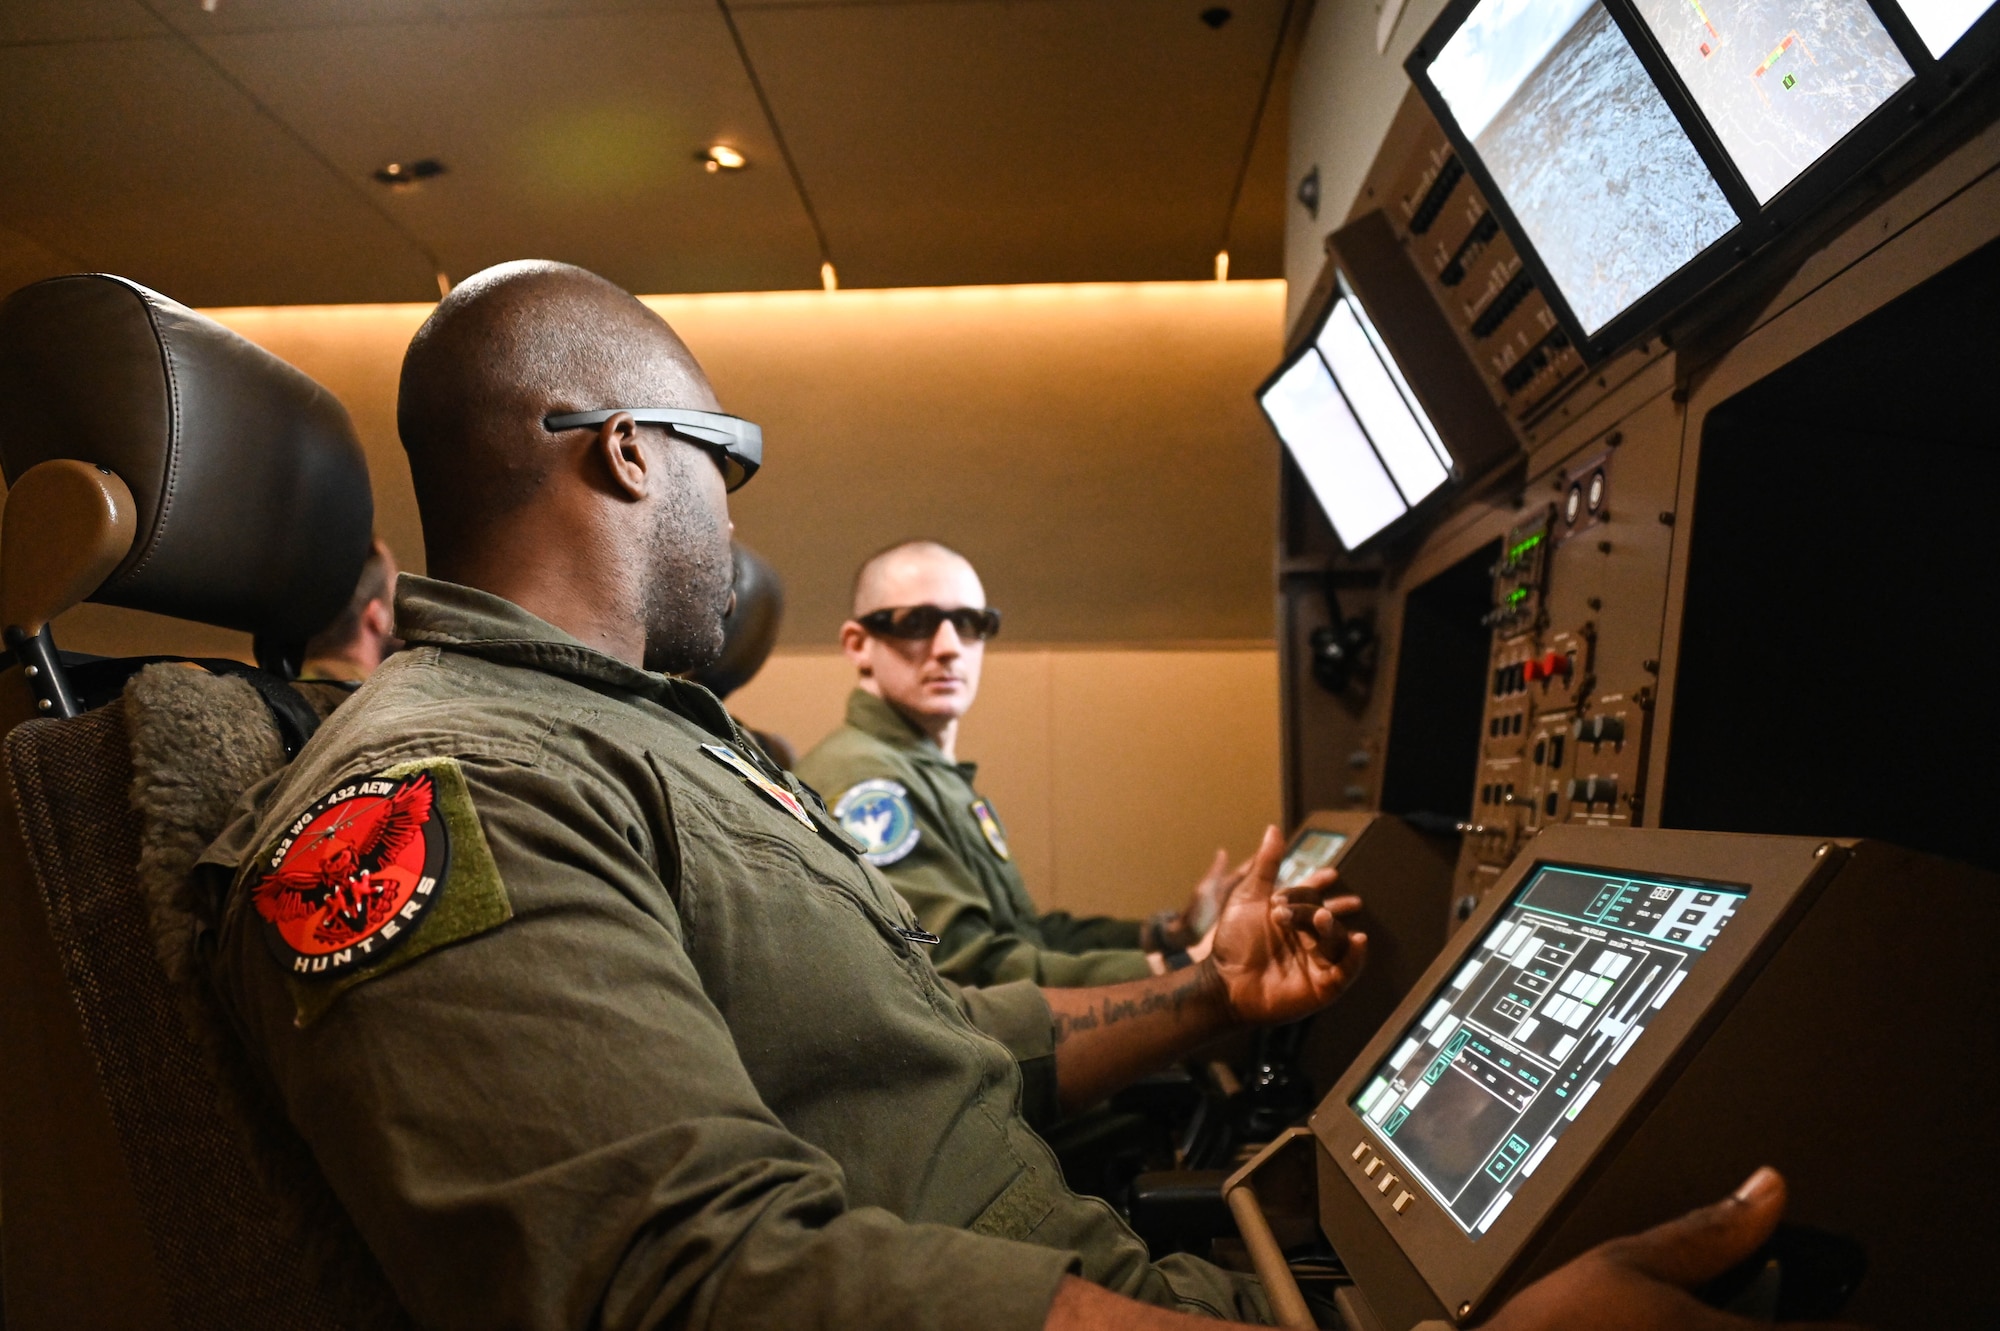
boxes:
[1029,910,1146,956]
[212,751,1076,1331]
[887,800,1155,988]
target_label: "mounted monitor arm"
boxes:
[0,460,138,720]
[1310,570,1378,695]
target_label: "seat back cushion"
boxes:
[4,666,406,1329]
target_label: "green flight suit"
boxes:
[798,690,1156,989]
[199,577,1267,1331]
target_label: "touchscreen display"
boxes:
[1351,864,1746,1235]
[1428,0,1739,334]
[1630,0,1912,202]
[1279,830,1349,886]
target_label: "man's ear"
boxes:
[839,620,873,675]
[594,412,651,501]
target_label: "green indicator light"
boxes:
[1508,587,1530,605]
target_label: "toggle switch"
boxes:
[1377,1172,1398,1195]
[1524,649,1573,684]
[1364,1156,1383,1177]
[1568,775,1619,806]
[1574,713,1625,745]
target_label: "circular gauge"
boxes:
[1587,468,1606,514]
[1564,482,1583,526]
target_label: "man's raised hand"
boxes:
[1205,824,1367,1026]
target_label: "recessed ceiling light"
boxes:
[1200,6,1234,28]
[700,145,747,173]
[373,158,446,189]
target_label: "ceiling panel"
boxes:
[194,9,824,295]
[149,0,708,36]
[735,0,1287,287]
[0,0,1296,304]
[0,0,162,46]
[0,37,437,305]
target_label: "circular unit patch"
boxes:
[833,778,921,867]
[252,770,451,978]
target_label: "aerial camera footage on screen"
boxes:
[1352,865,1746,1235]
[1631,0,1913,202]
[1257,278,1453,548]
[1428,0,1740,334]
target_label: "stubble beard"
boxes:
[640,478,733,676]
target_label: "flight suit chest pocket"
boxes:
[967,1168,1057,1242]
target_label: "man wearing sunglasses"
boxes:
[797,541,1242,990]
[195,261,1834,1331]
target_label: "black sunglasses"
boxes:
[857,604,1003,642]
[544,408,763,492]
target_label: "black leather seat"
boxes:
[0,274,394,1329]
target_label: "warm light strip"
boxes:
[200,278,1286,322]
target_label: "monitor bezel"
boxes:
[1311,826,1843,1321]
[1255,269,1463,554]
[1403,0,1957,365]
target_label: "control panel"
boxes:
[1454,484,1654,914]
[1384,124,1585,427]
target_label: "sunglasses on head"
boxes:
[857,605,1003,642]
[543,408,763,492]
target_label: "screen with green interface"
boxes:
[1351,864,1746,1235]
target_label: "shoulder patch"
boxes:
[246,756,511,1025]
[833,778,921,867]
[969,798,1011,861]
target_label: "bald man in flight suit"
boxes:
[797,540,1240,988]
[197,260,1846,1331]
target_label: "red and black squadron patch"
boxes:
[252,770,453,979]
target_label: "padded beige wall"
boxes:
[49,279,1285,657]
[734,647,1282,921]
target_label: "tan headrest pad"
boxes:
[0,459,136,634]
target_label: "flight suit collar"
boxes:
[393,574,742,746]
[843,688,978,780]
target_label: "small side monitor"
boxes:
[1258,276,1456,551]
[1279,829,1351,887]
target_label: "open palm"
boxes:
[1207,825,1368,1026]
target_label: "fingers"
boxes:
[1245,825,1284,893]
[1598,1168,1787,1288]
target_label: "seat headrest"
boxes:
[0,274,373,643]
[692,542,784,699]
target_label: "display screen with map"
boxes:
[1631,0,1913,202]
[1351,864,1746,1236]
[1426,0,1740,335]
